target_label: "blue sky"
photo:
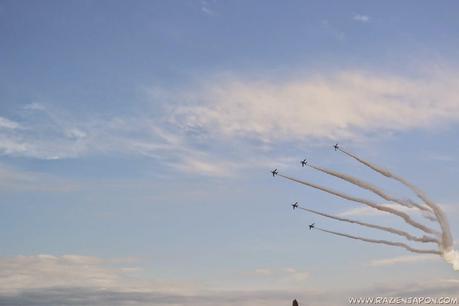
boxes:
[1,1,459,305]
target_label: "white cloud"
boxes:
[0,106,297,177]
[0,136,28,156]
[0,254,198,295]
[0,254,317,306]
[23,103,46,111]
[0,254,457,306]
[321,19,346,41]
[439,278,459,284]
[0,117,19,129]
[2,68,459,177]
[368,254,439,267]
[0,109,173,161]
[254,268,272,276]
[201,6,215,16]
[170,70,459,143]
[353,14,370,23]
[201,0,216,16]
[422,152,456,162]
[172,154,237,177]
[251,267,309,283]
[0,255,123,293]
[0,163,78,192]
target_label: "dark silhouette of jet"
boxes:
[300,159,307,167]
[271,169,278,177]
[291,201,298,210]
[293,299,299,306]
[334,143,339,151]
[309,223,315,230]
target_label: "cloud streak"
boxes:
[0,163,79,192]
[2,69,459,178]
[353,14,370,23]
[170,69,459,142]
[0,117,20,129]
[368,255,439,267]
[1,254,458,306]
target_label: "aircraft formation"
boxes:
[269,143,458,270]
[270,143,342,231]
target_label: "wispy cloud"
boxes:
[0,163,79,192]
[0,254,203,295]
[321,19,346,41]
[421,152,456,162]
[0,117,19,129]
[201,0,217,16]
[252,267,309,283]
[0,287,328,306]
[169,69,459,142]
[23,103,46,111]
[368,254,439,267]
[0,103,297,177]
[0,254,320,306]
[0,255,133,293]
[2,68,459,177]
[1,254,457,306]
[353,14,370,23]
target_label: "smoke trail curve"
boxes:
[297,205,439,244]
[315,227,441,255]
[337,148,453,253]
[279,174,439,236]
[307,164,432,214]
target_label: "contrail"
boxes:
[338,148,432,211]
[337,148,453,252]
[278,174,439,236]
[307,164,432,214]
[421,212,438,223]
[314,226,441,255]
[297,205,439,244]
[337,147,458,270]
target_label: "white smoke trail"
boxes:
[278,174,439,236]
[443,249,459,271]
[315,226,441,255]
[338,147,457,269]
[308,164,432,214]
[297,205,439,244]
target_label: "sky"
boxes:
[1,0,459,305]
